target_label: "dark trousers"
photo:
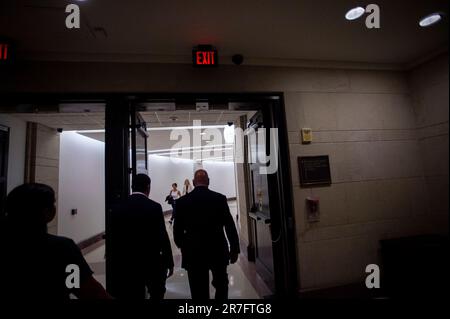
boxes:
[170,202,176,220]
[112,266,167,300]
[187,265,229,300]
[145,267,168,300]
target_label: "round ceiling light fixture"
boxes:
[345,7,365,20]
[419,13,443,27]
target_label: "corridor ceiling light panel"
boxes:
[73,129,104,133]
[345,7,365,20]
[147,143,234,154]
[138,102,176,111]
[150,147,233,157]
[74,125,229,134]
[147,125,227,131]
[59,103,105,113]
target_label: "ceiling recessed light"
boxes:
[419,13,443,27]
[345,7,365,21]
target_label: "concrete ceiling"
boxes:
[1,0,448,67]
[11,112,106,131]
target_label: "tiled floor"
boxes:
[83,201,266,299]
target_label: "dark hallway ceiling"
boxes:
[0,0,448,68]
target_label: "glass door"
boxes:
[130,106,149,182]
[246,111,275,291]
[105,99,148,293]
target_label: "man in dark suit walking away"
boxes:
[110,174,174,299]
[174,169,240,300]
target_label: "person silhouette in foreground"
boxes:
[174,169,240,299]
[110,174,174,299]
[0,183,111,300]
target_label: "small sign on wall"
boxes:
[192,45,218,67]
[298,155,331,187]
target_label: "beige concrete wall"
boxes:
[287,91,430,290]
[409,53,449,232]
[4,60,448,290]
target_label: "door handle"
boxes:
[248,212,261,221]
[250,212,271,224]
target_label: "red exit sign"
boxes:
[0,43,9,61]
[193,45,218,67]
[0,40,13,64]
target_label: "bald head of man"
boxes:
[193,169,209,188]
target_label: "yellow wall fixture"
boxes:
[301,128,313,144]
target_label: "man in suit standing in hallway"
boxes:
[111,174,174,299]
[174,169,240,300]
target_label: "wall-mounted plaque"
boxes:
[298,155,331,187]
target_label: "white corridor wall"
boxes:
[148,155,237,211]
[202,161,237,199]
[57,132,237,240]
[58,132,105,243]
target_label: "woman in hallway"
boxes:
[182,179,193,196]
[168,183,181,224]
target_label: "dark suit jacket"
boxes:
[173,186,240,269]
[111,194,174,279]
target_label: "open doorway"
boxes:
[109,93,298,298]
[0,92,298,298]
[134,106,268,298]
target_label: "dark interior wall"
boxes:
[1,60,448,291]
[409,53,449,232]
